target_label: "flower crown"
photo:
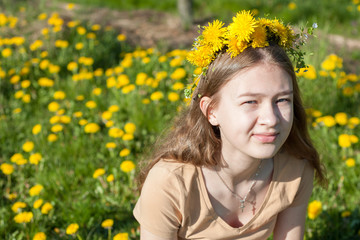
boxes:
[185,10,316,98]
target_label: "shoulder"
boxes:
[273,151,314,207]
[275,151,314,181]
[144,159,199,194]
[148,159,198,181]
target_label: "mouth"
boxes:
[252,133,279,143]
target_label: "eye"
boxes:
[276,98,291,104]
[243,100,257,104]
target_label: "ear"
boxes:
[199,96,219,126]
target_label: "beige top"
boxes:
[133,152,314,239]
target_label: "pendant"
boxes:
[239,199,245,212]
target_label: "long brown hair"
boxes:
[138,45,326,189]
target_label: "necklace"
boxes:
[214,160,263,213]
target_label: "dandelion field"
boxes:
[0,1,360,240]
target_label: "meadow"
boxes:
[0,0,360,239]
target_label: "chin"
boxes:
[251,146,280,159]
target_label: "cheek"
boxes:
[279,104,293,122]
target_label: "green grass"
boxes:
[56,0,360,38]
[0,1,360,239]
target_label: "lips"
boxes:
[252,133,279,143]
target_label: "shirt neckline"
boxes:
[197,154,278,232]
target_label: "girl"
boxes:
[133,11,326,240]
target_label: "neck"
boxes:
[216,151,268,186]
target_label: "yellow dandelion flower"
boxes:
[38,13,47,20]
[108,105,120,112]
[30,153,42,165]
[119,148,130,157]
[142,98,150,104]
[106,120,114,127]
[15,158,28,165]
[108,128,124,138]
[14,211,33,223]
[22,94,31,103]
[23,141,34,152]
[124,123,136,134]
[117,34,126,41]
[158,55,167,62]
[21,80,30,89]
[226,38,247,58]
[350,135,358,143]
[168,92,180,102]
[187,45,214,68]
[335,112,348,125]
[117,74,129,88]
[48,102,60,112]
[29,184,43,196]
[106,142,116,149]
[317,115,336,127]
[136,72,147,85]
[11,153,23,163]
[122,84,136,94]
[93,168,105,178]
[122,133,134,141]
[10,75,20,84]
[345,158,356,167]
[120,160,136,173]
[84,123,100,133]
[349,117,360,127]
[250,24,268,48]
[170,68,186,80]
[302,65,317,80]
[338,134,351,148]
[33,232,46,240]
[1,163,14,175]
[321,59,336,71]
[172,82,185,91]
[107,174,114,182]
[41,202,53,214]
[94,68,103,76]
[60,116,71,124]
[102,111,112,120]
[14,90,24,99]
[150,91,164,101]
[75,42,84,50]
[12,201,26,213]
[202,19,226,52]
[92,88,102,96]
[85,101,97,109]
[2,48,12,58]
[38,77,54,87]
[47,134,58,142]
[33,199,44,209]
[66,223,79,235]
[113,233,129,240]
[227,10,256,43]
[101,219,114,228]
[77,26,86,35]
[51,124,63,133]
[308,200,322,220]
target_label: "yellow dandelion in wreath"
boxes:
[250,24,268,48]
[227,10,257,43]
[187,45,214,68]
[202,20,226,52]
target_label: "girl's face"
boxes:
[208,62,294,161]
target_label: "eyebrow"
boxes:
[237,90,294,98]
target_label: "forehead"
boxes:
[221,63,293,97]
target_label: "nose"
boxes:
[257,102,280,126]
